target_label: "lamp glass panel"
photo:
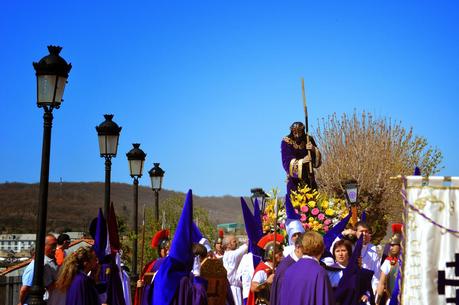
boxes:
[129,159,144,177]
[256,196,264,204]
[98,135,107,155]
[151,176,162,190]
[53,76,67,104]
[106,135,119,155]
[346,186,358,203]
[37,75,57,105]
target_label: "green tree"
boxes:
[122,194,216,272]
[314,111,442,243]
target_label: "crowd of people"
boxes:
[16,201,402,305]
[17,122,403,305]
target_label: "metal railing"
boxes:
[0,276,21,305]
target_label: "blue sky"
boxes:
[1,1,458,196]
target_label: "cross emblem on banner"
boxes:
[438,253,459,304]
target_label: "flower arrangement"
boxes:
[262,185,348,238]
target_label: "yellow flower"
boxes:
[321,201,329,209]
[313,221,318,225]
[308,217,314,222]
[306,193,314,200]
[307,201,316,208]
[325,208,335,216]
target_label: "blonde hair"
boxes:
[301,231,324,257]
[55,246,95,291]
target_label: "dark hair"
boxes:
[332,240,353,259]
[57,234,71,245]
[192,243,208,260]
[355,221,370,231]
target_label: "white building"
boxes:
[0,234,35,253]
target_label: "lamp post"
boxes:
[29,45,71,305]
[149,163,165,222]
[343,180,359,226]
[126,143,146,279]
[250,187,268,214]
[96,114,122,217]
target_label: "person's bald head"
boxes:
[45,234,57,258]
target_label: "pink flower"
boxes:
[324,219,332,225]
[301,205,309,213]
[294,209,299,214]
[311,208,320,216]
[323,226,329,232]
[279,223,285,229]
[262,215,268,221]
[303,223,310,229]
[300,214,307,222]
[318,213,325,221]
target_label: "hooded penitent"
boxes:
[152,190,198,305]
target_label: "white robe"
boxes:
[223,244,248,305]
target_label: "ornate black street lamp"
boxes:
[343,179,359,226]
[149,163,165,222]
[344,180,359,206]
[250,187,268,214]
[29,46,71,305]
[126,143,146,279]
[96,114,122,217]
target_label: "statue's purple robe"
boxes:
[66,272,101,305]
[280,258,336,305]
[281,136,319,208]
[270,254,296,305]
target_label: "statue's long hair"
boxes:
[55,246,95,291]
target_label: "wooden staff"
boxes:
[272,195,279,267]
[139,203,146,275]
[136,203,147,305]
[301,78,314,174]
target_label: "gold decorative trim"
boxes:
[405,186,459,190]
[298,159,303,179]
[413,195,445,211]
[283,137,306,150]
[289,159,301,178]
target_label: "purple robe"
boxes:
[66,272,101,305]
[280,258,335,305]
[270,255,296,305]
[99,256,126,305]
[140,258,167,305]
[281,136,319,207]
[151,272,208,305]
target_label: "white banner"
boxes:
[402,176,459,305]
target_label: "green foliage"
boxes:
[121,194,216,271]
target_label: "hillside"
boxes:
[0,182,243,233]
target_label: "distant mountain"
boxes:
[0,182,244,233]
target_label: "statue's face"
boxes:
[290,123,305,140]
